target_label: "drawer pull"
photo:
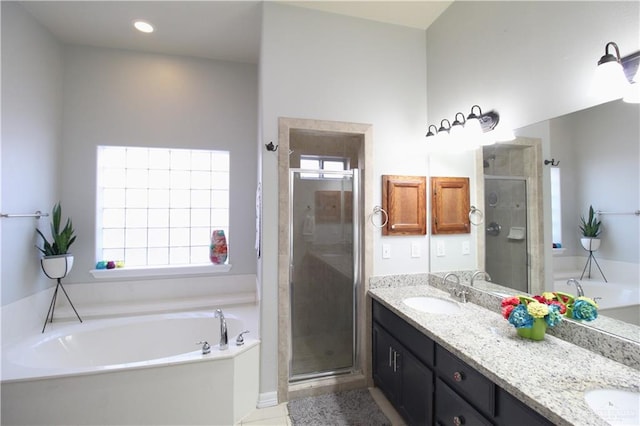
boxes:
[389,347,393,367]
[453,371,464,382]
[453,415,465,426]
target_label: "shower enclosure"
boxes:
[484,176,528,292]
[288,169,360,381]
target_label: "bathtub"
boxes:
[1,306,260,425]
[553,279,640,326]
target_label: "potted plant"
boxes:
[579,205,601,251]
[36,202,76,279]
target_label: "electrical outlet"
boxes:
[462,241,470,255]
[436,241,446,257]
[411,242,421,258]
[382,244,391,259]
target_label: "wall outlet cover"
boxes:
[436,240,445,257]
[382,243,391,259]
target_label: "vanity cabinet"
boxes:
[373,302,434,425]
[372,299,554,426]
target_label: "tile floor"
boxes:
[237,387,405,426]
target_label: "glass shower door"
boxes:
[289,169,358,381]
[484,177,528,292]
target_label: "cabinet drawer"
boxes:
[495,388,554,426]
[436,345,495,416]
[372,300,434,367]
[435,378,492,426]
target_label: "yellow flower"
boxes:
[541,292,556,301]
[527,301,549,318]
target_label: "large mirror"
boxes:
[429,98,640,343]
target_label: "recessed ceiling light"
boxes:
[133,20,154,33]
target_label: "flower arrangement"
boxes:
[501,292,599,340]
[553,291,599,322]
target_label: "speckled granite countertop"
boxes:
[369,284,640,426]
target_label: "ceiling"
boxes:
[18,1,452,64]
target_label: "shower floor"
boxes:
[291,330,353,378]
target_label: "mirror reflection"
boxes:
[430,99,640,343]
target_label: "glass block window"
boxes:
[550,167,562,247]
[299,155,349,179]
[97,146,229,267]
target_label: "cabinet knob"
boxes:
[453,371,464,382]
[453,415,465,426]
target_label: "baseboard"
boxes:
[257,391,278,408]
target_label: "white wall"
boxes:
[426,1,640,130]
[426,1,640,274]
[259,2,428,396]
[1,2,64,305]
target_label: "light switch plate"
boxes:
[462,241,470,255]
[411,242,421,258]
[436,241,445,257]
[382,244,391,259]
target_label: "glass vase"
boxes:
[209,230,228,264]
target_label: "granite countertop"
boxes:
[369,284,640,426]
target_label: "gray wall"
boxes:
[60,46,258,283]
[1,4,258,306]
[551,100,640,263]
[1,2,64,305]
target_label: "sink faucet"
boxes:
[567,278,584,297]
[214,309,228,350]
[443,272,460,285]
[470,271,491,287]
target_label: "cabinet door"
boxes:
[372,323,400,404]
[398,347,434,426]
[431,177,470,234]
[495,388,554,426]
[382,175,426,236]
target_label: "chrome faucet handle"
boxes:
[236,330,250,346]
[196,341,211,355]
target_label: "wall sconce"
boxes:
[592,42,640,103]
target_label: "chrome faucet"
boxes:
[443,272,460,285]
[214,309,228,350]
[566,278,584,297]
[470,271,491,287]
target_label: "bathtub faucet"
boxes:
[214,309,228,350]
[566,278,584,297]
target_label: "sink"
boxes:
[402,296,460,314]
[584,388,640,425]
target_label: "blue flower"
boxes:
[572,299,598,321]
[545,304,563,327]
[508,304,534,328]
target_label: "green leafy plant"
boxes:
[579,205,601,238]
[36,203,76,256]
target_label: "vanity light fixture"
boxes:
[425,125,438,138]
[591,42,631,100]
[465,105,483,137]
[449,112,466,140]
[134,20,154,33]
[437,119,452,140]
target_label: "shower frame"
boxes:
[276,117,374,402]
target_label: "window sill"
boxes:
[90,264,232,279]
[552,248,567,256]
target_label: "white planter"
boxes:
[580,238,601,252]
[41,254,74,279]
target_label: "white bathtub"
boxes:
[1,306,260,425]
[553,279,640,325]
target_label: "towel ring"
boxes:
[469,206,484,226]
[370,206,389,228]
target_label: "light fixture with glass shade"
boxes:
[591,42,633,100]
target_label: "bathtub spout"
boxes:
[214,309,228,350]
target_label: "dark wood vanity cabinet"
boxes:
[372,299,554,426]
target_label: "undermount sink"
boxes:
[584,388,640,425]
[402,296,460,314]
